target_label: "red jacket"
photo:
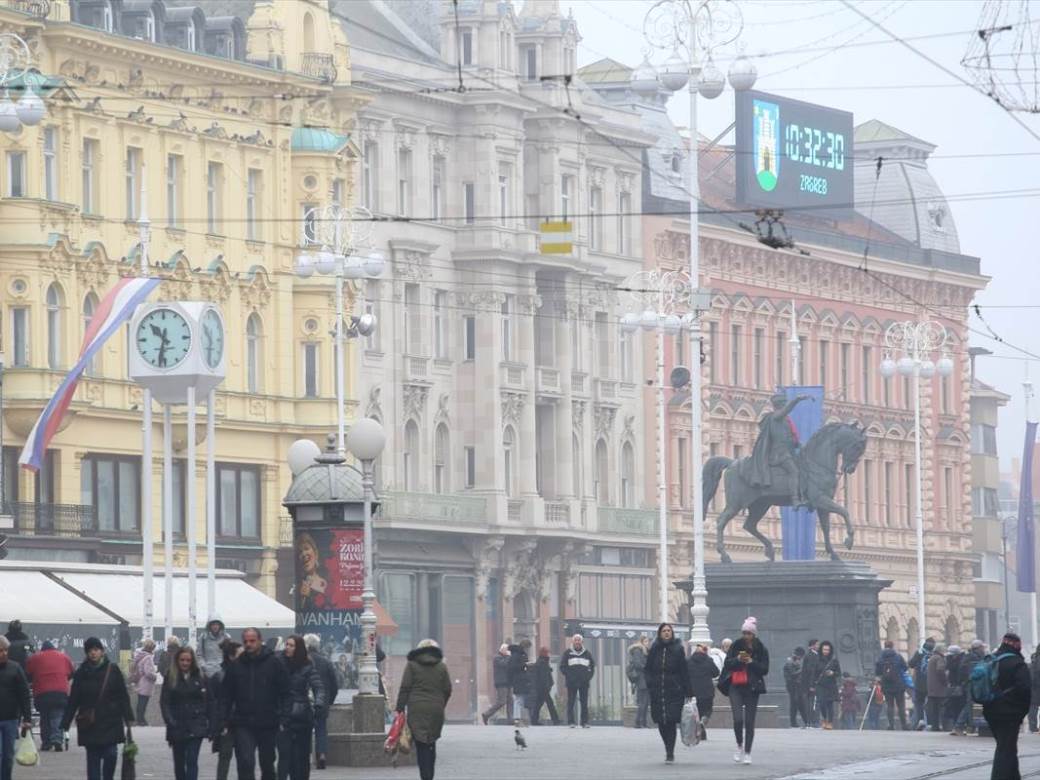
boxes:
[24,648,74,695]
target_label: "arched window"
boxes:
[595,439,609,505]
[434,424,450,494]
[944,615,960,647]
[572,433,583,498]
[246,314,262,393]
[885,617,899,646]
[403,420,420,491]
[620,442,635,508]
[906,618,919,657]
[46,283,63,369]
[503,426,516,497]
[302,11,316,52]
[83,292,100,376]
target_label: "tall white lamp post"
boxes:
[295,205,384,457]
[346,417,386,696]
[639,0,754,645]
[880,320,953,640]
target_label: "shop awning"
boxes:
[0,568,119,625]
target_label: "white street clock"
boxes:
[130,302,226,404]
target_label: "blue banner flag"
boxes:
[780,385,824,561]
[1017,421,1038,593]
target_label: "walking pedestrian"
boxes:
[197,617,229,678]
[815,640,841,730]
[222,627,290,780]
[719,617,769,766]
[687,641,718,740]
[208,640,241,780]
[1028,645,1040,733]
[626,638,649,728]
[61,636,134,780]
[560,634,595,728]
[926,642,948,731]
[909,637,936,730]
[129,639,157,726]
[983,632,1030,780]
[644,623,692,764]
[945,645,967,735]
[278,635,326,780]
[803,639,821,727]
[395,639,451,780]
[303,634,338,769]
[480,644,512,726]
[507,640,532,724]
[783,647,808,728]
[529,648,560,726]
[25,640,73,752]
[839,673,861,729]
[160,647,209,780]
[959,639,987,735]
[0,636,32,780]
[875,640,909,730]
[3,621,32,669]
[155,636,181,679]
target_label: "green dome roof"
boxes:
[291,127,350,154]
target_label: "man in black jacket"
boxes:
[3,621,31,668]
[0,636,32,780]
[223,627,290,780]
[481,644,513,725]
[508,640,533,724]
[783,647,808,728]
[802,639,821,728]
[983,632,1031,780]
[303,634,339,770]
[560,634,595,728]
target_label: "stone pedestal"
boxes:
[676,560,891,726]
[326,695,413,767]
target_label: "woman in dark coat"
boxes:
[815,640,841,730]
[687,642,719,740]
[719,617,769,765]
[530,647,560,726]
[983,632,1031,780]
[644,623,692,763]
[278,634,327,780]
[396,639,452,780]
[160,646,209,780]
[208,640,241,780]
[61,636,135,780]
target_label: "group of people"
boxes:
[781,638,854,730]
[0,616,339,780]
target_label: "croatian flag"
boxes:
[19,276,161,472]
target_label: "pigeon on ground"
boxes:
[514,728,527,750]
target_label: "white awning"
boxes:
[0,570,119,625]
[0,562,295,630]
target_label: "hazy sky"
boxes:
[561,0,1040,469]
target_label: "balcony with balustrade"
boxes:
[301,52,337,83]
[379,490,489,530]
[597,506,658,538]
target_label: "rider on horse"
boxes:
[744,393,812,506]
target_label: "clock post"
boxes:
[130,301,226,646]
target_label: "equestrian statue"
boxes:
[702,393,868,564]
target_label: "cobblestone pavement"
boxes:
[16,725,1040,779]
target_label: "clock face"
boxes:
[201,309,224,369]
[136,308,192,370]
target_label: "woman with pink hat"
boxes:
[717,616,770,766]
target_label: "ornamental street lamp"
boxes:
[346,417,387,696]
[639,0,754,646]
[0,33,47,133]
[295,205,385,456]
[879,320,953,640]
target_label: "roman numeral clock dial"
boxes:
[136,308,192,369]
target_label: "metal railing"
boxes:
[3,502,97,537]
[545,501,570,525]
[10,0,51,18]
[301,52,337,83]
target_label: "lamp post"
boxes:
[0,33,47,133]
[295,205,385,456]
[638,0,754,645]
[880,320,953,639]
[346,417,387,696]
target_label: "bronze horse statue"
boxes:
[702,422,867,563]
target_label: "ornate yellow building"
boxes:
[0,0,366,601]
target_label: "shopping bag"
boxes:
[384,710,406,753]
[398,722,412,754]
[14,730,38,766]
[680,699,701,747]
[121,726,137,780]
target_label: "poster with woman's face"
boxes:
[294,527,365,687]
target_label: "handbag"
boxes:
[731,668,749,686]
[14,729,38,767]
[121,727,137,780]
[384,710,406,753]
[76,662,113,729]
[398,722,412,754]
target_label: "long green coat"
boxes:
[395,645,452,744]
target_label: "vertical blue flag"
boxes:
[1017,421,1038,593]
[780,385,824,561]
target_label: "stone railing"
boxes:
[507,499,523,523]
[381,491,487,526]
[537,366,560,394]
[595,378,619,403]
[598,506,658,536]
[545,501,570,525]
[404,355,430,382]
[500,362,525,388]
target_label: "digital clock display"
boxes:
[735,90,854,215]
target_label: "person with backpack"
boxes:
[909,637,936,729]
[977,632,1030,780]
[130,639,157,726]
[783,647,808,728]
[875,640,909,730]
[626,638,649,728]
[958,639,987,735]
[1029,645,1040,733]
[926,642,948,731]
